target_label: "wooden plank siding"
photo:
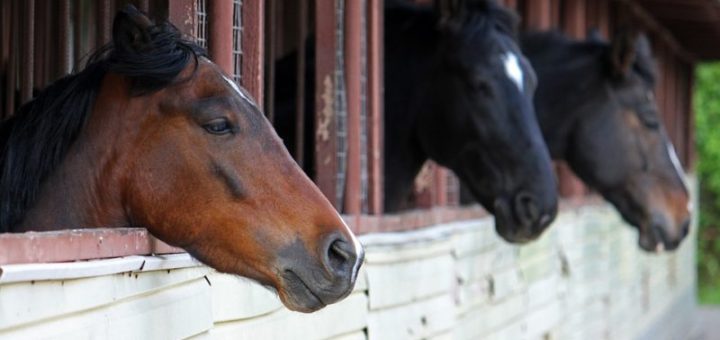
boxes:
[1,202,698,339]
[0,11,702,340]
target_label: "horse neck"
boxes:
[529,42,606,159]
[383,6,439,211]
[18,75,136,231]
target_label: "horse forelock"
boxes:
[0,18,205,232]
[456,1,519,40]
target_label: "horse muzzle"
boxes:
[276,233,364,312]
[638,216,690,253]
[493,193,556,243]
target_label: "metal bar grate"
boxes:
[232,0,243,83]
[335,0,347,208]
[359,0,369,213]
[196,0,207,48]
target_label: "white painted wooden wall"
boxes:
[0,205,698,340]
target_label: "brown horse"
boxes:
[521,29,691,252]
[0,6,363,313]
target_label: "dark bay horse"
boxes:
[0,6,363,313]
[521,30,691,251]
[384,1,557,242]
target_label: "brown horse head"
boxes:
[524,30,691,252]
[0,6,363,312]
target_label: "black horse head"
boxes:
[523,29,691,252]
[385,0,557,242]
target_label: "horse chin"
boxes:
[277,270,328,313]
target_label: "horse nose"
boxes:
[322,234,361,279]
[514,192,541,229]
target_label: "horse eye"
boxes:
[203,118,233,135]
[471,77,493,96]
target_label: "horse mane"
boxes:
[386,0,518,40]
[522,30,657,85]
[466,0,519,38]
[0,16,206,232]
[442,0,519,40]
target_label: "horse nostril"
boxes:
[325,236,357,277]
[514,192,540,228]
[680,219,691,238]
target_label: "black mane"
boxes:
[521,31,657,85]
[386,0,518,39]
[450,0,519,39]
[0,17,206,232]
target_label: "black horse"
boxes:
[274,1,558,243]
[383,1,557,242]
[520,30,691,251]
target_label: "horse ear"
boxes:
[112,5,154,53]
[437,0,467,32]
[609,27,640,79]
[586,27,605,42]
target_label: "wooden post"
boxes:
[315,0,339,208]
[550,0,561,29]
[0,0,7,119]
[168,0,197,37]
[58,0,71,76]
[503,0,518,10]
[295,0,308,168]
[208,0,234,75]
[73,0,86,70]
[97,0,112,47]
[139,0,150,13]
[435,168,448,206]
[33,1,45,87]
[20,0,35,103]
[344,0,363,214]
[265,0,277,122]
[562,0,586,39]
[524,0,552,31]
[367,0,384,214]
[241,0,264,103]
[5,0,17,117]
